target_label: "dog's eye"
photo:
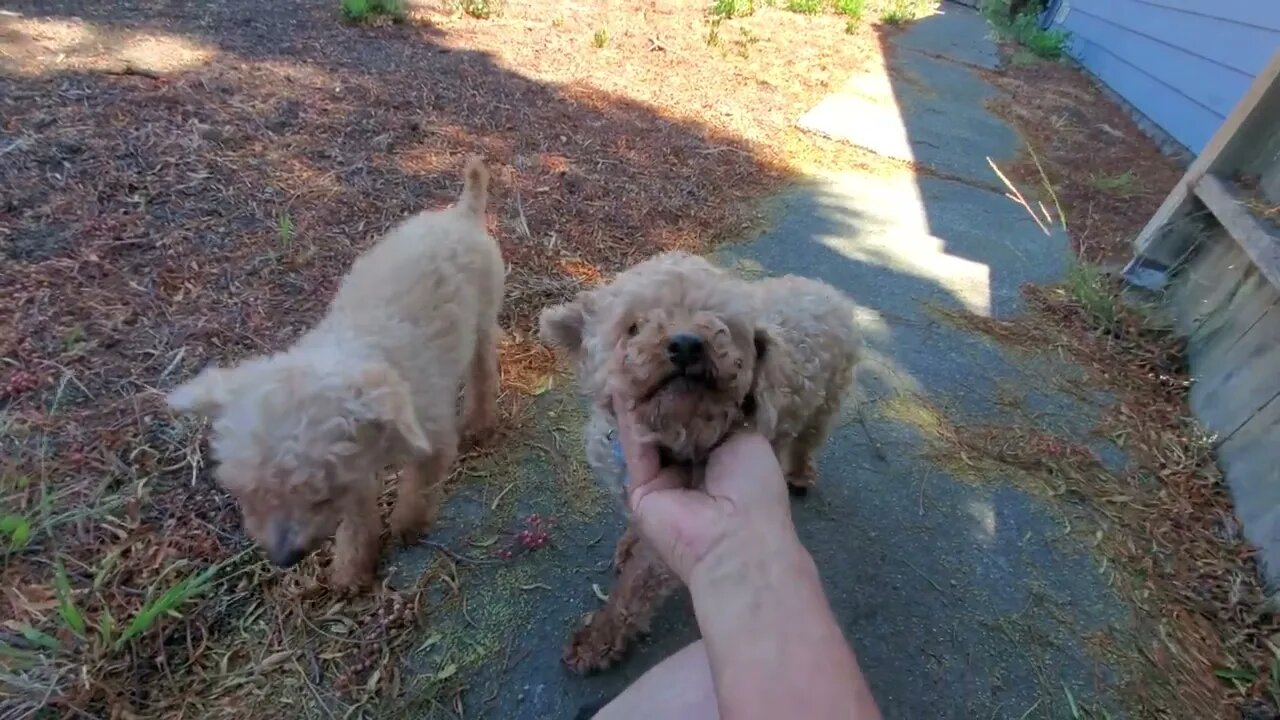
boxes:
[735,358,743,369]
[626,322,639,337]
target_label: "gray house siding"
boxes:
[1051,0,1280,153]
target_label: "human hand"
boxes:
[614,392,796,585]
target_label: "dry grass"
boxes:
[0,0,908,715]
[922,275,1279,719]
[983,46,1186,265]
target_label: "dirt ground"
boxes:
[0,0,1259,718]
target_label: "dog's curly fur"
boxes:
[540,251,861,672]
[168,157,504,590]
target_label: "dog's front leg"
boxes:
[564,533,680,674]
[330,481,381,590]
[390,425,458,543]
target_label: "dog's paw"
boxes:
[328,560,376,593]
[462,409,499,447]
[611,531,641,575]
[563,615,625,675]
[386,504,427,543]
[389,503,432,545]
[786,481,810,497]
[786,460,817,496]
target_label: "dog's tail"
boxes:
[458,155,489,216]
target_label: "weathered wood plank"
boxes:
[1191,298,1280,441]
[1187,263,1278,371]
[1193,174,1280,290]
[1169,228,1249,339]
[1219,393,1280,554]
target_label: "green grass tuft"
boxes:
[115,561,224,650]
[1090,170,1139,198]
[341,0,406,23]
[710,0,755,18]
[275,212,294,253]
[1064,263,1119,334]
[982,0,1069,59]
[456,0,503,19]
[54,561,87,637]
[784,0,823,14]
[0,512,31,549]
[834,0,866,19]
[592,28,609,48]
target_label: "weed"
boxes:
[275,211,295,254]
[834,0,865,19]
[116,561,224,649]
[711,0,754,18]
[1063,263,1119,334]
[341,0,405,23]
[733,27,760,58]
[880,8,907,23]
[1090,170,1138,197]
[592,28,609,48]
[707,17,723,47]
[877,0,934,24]
[456,0,503,19]
[54,561,87,637]
[551,14,565,28]
[784,0,823,14]
[0,512,31,549]
[982,0,1069,59]
[845,18,859,34]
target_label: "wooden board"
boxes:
[1193,174,1280,290]
[1134,50,1280,260]
[1187,262,1278,372]
[1191,295,1280,442]
[1169,228,1249,339]
[1219,392,1280,541]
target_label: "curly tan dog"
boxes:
[168,157,504,590]
[540,251,861,672]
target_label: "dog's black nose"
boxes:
[667,333,704,370]
[268,546,307,569]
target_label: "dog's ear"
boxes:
[749,325,790,437]
[168,366,236,417]
[539,290,595,353]
[351,364,432,456]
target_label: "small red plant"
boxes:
[2,369,40,399]
[494,513,552,560]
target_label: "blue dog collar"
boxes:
[609,433,628,486]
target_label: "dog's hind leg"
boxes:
[462,323,500,442]
[785,403,840,494]
[564,535,679,674]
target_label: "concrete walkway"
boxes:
[396,4,1134,718]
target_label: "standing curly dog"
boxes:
[168,157,504,590]
[540,251,862,672]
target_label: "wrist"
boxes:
[687,519,813,603]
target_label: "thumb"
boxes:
[629,482,719,578]
[626,465,686,514]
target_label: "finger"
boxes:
[613,391,660,485]
[627,465,689,513]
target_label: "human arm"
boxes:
[614,397,881,720]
